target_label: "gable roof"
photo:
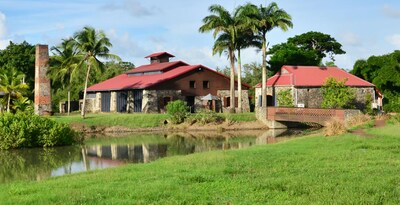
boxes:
[145,52,175,58]
[255,65,375,87]
[126,61,188,74]
[87,64,250,92]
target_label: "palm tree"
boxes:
[49,38,80,115]
[73,26,120,119]
[0,68,29,112]
[254,3,293,108]
[199,4,239,112]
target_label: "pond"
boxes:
[0,129,309,184]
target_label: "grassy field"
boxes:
[1,124,400,204]
[50,112,257,128]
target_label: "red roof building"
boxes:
[84,52,250,113]
[255,65,383,110]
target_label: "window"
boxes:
[203,81,210,89]
[189,81,196,88]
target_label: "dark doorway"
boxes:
[133,90,143,112]
[101,92,111,112]
[117,91,128,112]
[186,96,195,113]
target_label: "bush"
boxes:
[186,109,225,125]
[388,113,400,125]
[346,114,372,128]
[277,89,294,107]
[0,112,81,149]
[166,100,189,124]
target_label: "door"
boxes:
[186,96,195,113]
[117,91,128,112]
[101,92,111,112]
[133,90,143,112]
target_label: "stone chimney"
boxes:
[34,44,52,115]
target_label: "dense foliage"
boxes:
[268,31,345,74]
[277,89,294,107]
[321,77,355,109]
[0,112,81,149]
[166,100,189,124]
[351,50,400,112]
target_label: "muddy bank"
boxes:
[70,120,269,134]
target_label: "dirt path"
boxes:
[351,119,386,137]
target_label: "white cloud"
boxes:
[339,32,361,46]
[387,34,400,48]
[0,11,9,49]
[383,4,400,19]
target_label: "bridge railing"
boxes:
[267,107,346,124]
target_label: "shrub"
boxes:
[321,77,356,109]
[324,118,346,136]
[186,109,225,125]
[277,89,294,107]
[166,100,189,124]
[0,112,81,149]
[388,113,400,125]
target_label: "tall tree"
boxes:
[199,4,239,112]
[49,38,81,115]
[253,2,293,109]
[0,41,35,99]
[73,26,120,118]
[287,31,345,61]
[0,67,29,112]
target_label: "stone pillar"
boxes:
[110,91,117,112]
[34,45,52,115]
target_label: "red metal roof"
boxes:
[255,65,375,87]
[144,52,175,58]
[88,63,251,92]
[126,61,188,74]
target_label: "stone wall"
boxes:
[142,90,183,113]
[296,87,323,108]
[217,90,250,112]
[110,92,117,112]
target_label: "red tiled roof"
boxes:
[126,61,188,74]
[145,52,175,58]
[255,65,375,87]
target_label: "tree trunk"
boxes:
[261,35,267,108]
[6,94,10,113]
[229,49,236,113]
[81,63,91,119]
[237,49,242,113]
[67,89,71,116]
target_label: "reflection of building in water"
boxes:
[85,144,168,164]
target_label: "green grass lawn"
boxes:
[50,112,257,128]
[1,124,400,204]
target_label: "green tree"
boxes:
[73,26,121,118]
[199,4,241,112]
[252,2,293,109]
[49,38,81,115]
[351,51,400,112]
[0,68,29,112]
[287,31,345,61]
[268,42,320,74]
[0,41,35,99]
[321,77,355,109]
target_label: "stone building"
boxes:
[254,65,383,110]
[83,52,250,113]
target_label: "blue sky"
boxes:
[1,0,400,71]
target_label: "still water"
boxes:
[0,129,306,183]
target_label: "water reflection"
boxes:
[0,129,306,183]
